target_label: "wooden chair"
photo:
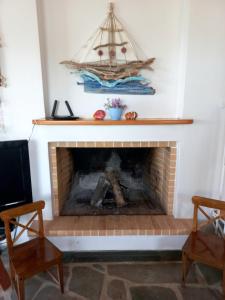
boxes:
[182,196,225,293]
[0,201,64,300]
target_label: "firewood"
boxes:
[91,176,110,207]
[106,170,126,207]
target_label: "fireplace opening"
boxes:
[63,148,164,215]
[50,144,176,217]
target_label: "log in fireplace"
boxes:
[49,142,176,217]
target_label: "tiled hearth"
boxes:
[32,215,192,236]
[31,141,192,237]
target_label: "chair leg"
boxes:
[0,257,11,290]
[9,261,16,292]
[182,251,192,285]
[57,262,64,294]
[17,276,24,300]
[223,269,225,295]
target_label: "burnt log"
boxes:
[106,170,127,207]
[91,176,110,207]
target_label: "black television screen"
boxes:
[0,140,33,212]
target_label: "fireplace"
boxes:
[49,142,176,217]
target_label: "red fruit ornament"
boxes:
[121,47,127,54]
[125,111,138,120]
[93,110,106,120]
[98,50,103,56]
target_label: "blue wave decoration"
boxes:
[76,71,156,95]
[79,71,147,87]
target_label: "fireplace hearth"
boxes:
[49,142,176,217]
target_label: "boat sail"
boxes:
[61,3,155,95]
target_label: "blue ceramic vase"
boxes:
[108,108,123,120]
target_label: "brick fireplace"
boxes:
[49,141,177,218]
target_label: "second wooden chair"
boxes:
[182,196,225,294]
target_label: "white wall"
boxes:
[0,0,45,139]
[0,0,225,250]
[180,0,225,207]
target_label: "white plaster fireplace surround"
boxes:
[27,123,201,250]
[30,125,193,220]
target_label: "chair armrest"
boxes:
[192,196,225,210]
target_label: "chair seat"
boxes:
[11,237,62,278]
[182,230,225,269]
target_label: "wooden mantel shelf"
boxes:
[32,118,194,126]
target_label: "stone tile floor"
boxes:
[0,255,223,300]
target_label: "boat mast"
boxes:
[108,2,116,65]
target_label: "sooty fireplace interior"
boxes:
[62,148,164,215]
[51,145,176,216]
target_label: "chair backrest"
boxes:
[0,201,45,256]
[192,196,225,232]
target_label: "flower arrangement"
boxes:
[104,98,127,120]
[104,98,127,110]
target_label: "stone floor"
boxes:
[0,252,223,300]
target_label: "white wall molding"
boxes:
[49,235,188,251]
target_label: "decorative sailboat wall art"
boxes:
[61,3,156,95]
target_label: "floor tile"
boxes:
[180,286,223,300]
[107,279,127,300]
[108,262,198,284]
[69,266,104,300]
[130,286,177,300]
